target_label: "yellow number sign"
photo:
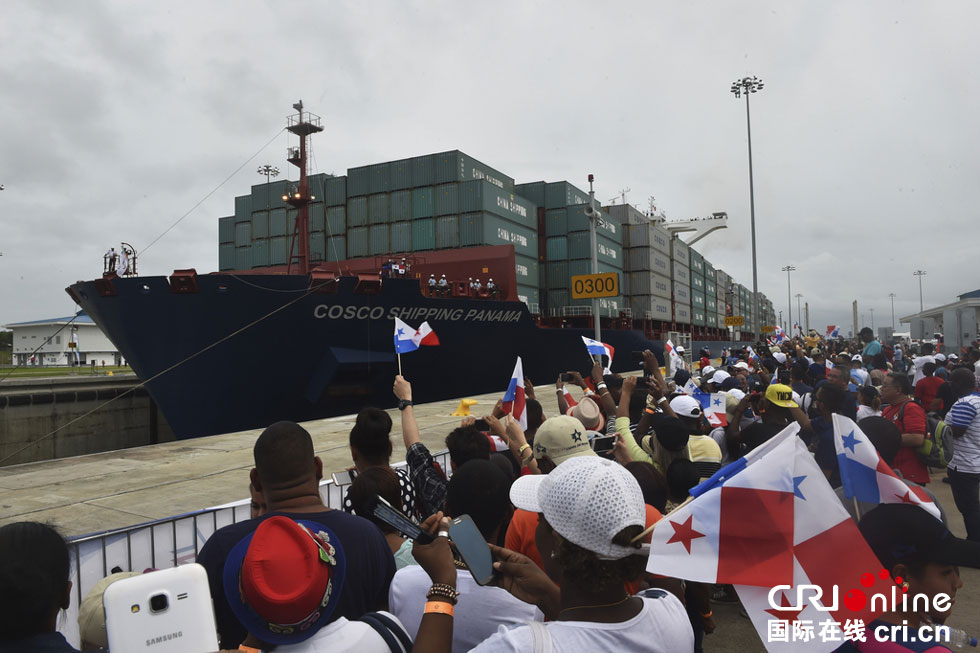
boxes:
[724,315,745,327]
[570,272,619,299]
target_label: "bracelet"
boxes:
[701,610,713,619]
[427,584,460,603]
[644,407,656,415]
[657,397,668,405]
[517,443,531,457]
[597,383,607,390]
[424,601,455,617]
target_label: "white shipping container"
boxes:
[627,248,671,275]
[675,303,692,324]
[630,295,673,321]
[625,223,671,255]
[674,281,691,304]
[672,261,690,285]
[627,271,672,300]
[671,237,689,267]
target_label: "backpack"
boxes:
[894,401,947,469]
[359,611,414,652]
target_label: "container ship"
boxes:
[67,103,777,439]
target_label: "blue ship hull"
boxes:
[68,274,668,439]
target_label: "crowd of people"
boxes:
[4,327,980,652]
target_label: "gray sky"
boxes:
[2,1,978,336]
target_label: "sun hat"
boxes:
[859,504,980,571]
[532,415,597,466]
[765,383,798,408]
[509,457,646,560]
[669,395,703,419]
[567,396,603,431]
[223,516,346,645]
[78,571,142,648]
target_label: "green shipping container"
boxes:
[458,179,536,229]
[347,197,368,227]
[368,193,390,224]
[545,208,567,236]
[325,176,347,206]
[547,289,569,309]
[347,166,370,197]
[309,233,325,263]
[458,212,538,258]
[706,296,718,313]
[434,183,459,216]
[567,232,622,267]
[516,285,540,310]
[705,279,716,297]
[391,190,412,221]
[348,227,369,258]
[326,206,345,234]
[513,254,540,288]
[514,181,546,207]
[369,224,389,255]
[412,187,434,219]
[368,163,390,194]
[269,237,288,266]
[546,236,567,260]
[390,221,412,252]
[249,180,289,211]
[570,295,623,313]
[545,181,588,209]
[693,309,707,326]
[235,195,250,220]
[412,154,435,187]
[435,215,458,249]
[704,262,716,282]
[546,261,568,290]
[307,205,322,233]
[252,239,270,267]
[390,158,413,191]
[325,235,346,262]
[269,208,286,237]
[235,246,252,270]
[218,243,235,270]
[234,221,251,247]
[218,216,235,244]
[433,150,514,191]
[412,218,435,251]
[566,205,621,242]
[568,260,621,278]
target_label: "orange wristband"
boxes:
[424,600,455,617]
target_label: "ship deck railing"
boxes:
[57,449,453,647]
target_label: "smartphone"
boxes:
[448,515,495,585]
[560,373,577,383]
[332,469,358,486]
[103,564,218,653]
[367,494,433,544]
[472,418,490,431]
[631,350,645,362]
[590,435,616,457]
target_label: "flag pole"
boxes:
[853,496,861,521]
[398,352,402,376]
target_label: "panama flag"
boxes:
[501,356,527,430]
[833,414,940,519]
[393,317,440,354]
[664,339,685,375]
[581,336,615,374]
[697,390,728,427]
[646,424,890,651]
[826,325,839,339]
[772,325,786,343]
[746,346,761,368]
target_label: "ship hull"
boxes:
[68,274,667,439]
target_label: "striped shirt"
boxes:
[947,392,980,474]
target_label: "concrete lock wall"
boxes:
[0,377,175,466]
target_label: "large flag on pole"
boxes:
[581,336,615,374]
[665,339,685,376]
[832,414,941,519]
[501,357,527,430]
[646,424,891,651]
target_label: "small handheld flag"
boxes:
[581,336,615,374]
[501,357,527,430]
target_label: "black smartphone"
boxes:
[591,435,616,456]
[560,373,577,383]
[472,419,490,431]
[631,350,645,362]
[367,495,433,544]
[448,515,495,585]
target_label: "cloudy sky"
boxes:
[2,1,978,336]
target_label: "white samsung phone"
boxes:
[103,563,219,653]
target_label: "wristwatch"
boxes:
[398,399,414,411]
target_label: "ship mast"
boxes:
[285,101,323,275]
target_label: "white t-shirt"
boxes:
[389,565,540,652]
[856,405,881,421]
[850,368,870,386]
[274,612,408,652]
[470,590,693,652]
[912,354,935,386]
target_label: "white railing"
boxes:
[59,450,452,647]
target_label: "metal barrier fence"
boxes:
[59,450,452,647]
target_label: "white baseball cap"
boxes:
[773,352,787,364]
[709,369,731,385]
[701,365,715,377]
[509,457,646,560]
[935,353,947,362]
[851,354,864,362]
[734,361,750,370]
[949,354,959,360]
[669,395,703,418]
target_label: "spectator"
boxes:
[0,522,78,652]
[389,460,538,650]
[860,327,882,361]
[824,365,859,419]
[856,385,882,421]
[249,482,267,519]
[880,373,930,486]
[347,467,418,569]
[223,515,410,651]
[850,355,870,386]
[914,362,944,413]
[790,362,813,396]
[410,457,695,651]
[665,458,700,511]
[727,383,810,457]
[197,421,395,650]
[834,504,980,651]
[343,407,417,518]
[934,353,950,381]
[624,461,669,513]
[834,417,947,525]
[912,342,936,386]
[812,383,848,486]
[870,353,890,386]
[946,367,980,542]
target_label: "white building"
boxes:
[4,311,121,366]
[900,289,980,352]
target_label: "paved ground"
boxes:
[1,382,977,651]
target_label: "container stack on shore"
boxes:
[218,148,777,340]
